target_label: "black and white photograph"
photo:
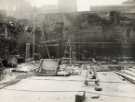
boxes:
[0,0,135,102]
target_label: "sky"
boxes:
[0,0,127,12]
[28,0,127,11]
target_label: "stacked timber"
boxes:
[116,67,135,84]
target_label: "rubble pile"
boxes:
[15,62,39,72]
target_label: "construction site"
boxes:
[0,0,135,102]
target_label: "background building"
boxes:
[91,0,135,13]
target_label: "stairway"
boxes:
[116,68,135,84]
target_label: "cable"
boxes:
[86,91,135,99]
[3,88,135,99]
[99,81,125,84]
[4,88,84,93]
[28,78,84,82]
[28,78,125,84]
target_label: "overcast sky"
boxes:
[0,0,127,11]
[28,0,127,11]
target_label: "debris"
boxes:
[91,95,100,99]
[75,92,85,102]
[94,86,103,91]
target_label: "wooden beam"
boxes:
[41,39,61,44]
